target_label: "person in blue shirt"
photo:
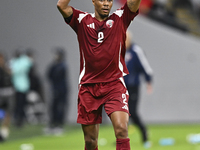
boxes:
[124,31,153,148]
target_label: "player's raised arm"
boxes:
[127,0,142,13]
[57,0,73,18]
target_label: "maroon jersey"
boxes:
[67,3,138,84]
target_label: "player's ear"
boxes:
[92,0,95,5]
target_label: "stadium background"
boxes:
[0,0,200,125]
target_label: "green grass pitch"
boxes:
[0,124,200,150]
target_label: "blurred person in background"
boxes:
[26,49,44,102]
[0,52,15,141]
[10,49,32,127]
[124,31,153,148]
[25,49,46,124]
[45,47,69,135]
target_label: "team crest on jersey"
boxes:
[106,20,114,28]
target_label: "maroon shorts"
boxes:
[77,78,129,125]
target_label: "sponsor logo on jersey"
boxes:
[87,23,95,29]
[106,20,114,28]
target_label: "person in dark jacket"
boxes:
[124,31,153,148]
[25,49,46,124]
[26,49,44,102]
[46,47,69,135]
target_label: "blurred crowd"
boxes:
[0,47,69,141]
[116,0,200,35]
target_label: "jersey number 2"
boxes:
[98,32,104,43]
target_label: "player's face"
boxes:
[93,0,113,21]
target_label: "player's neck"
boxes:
[95,13,108,22]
